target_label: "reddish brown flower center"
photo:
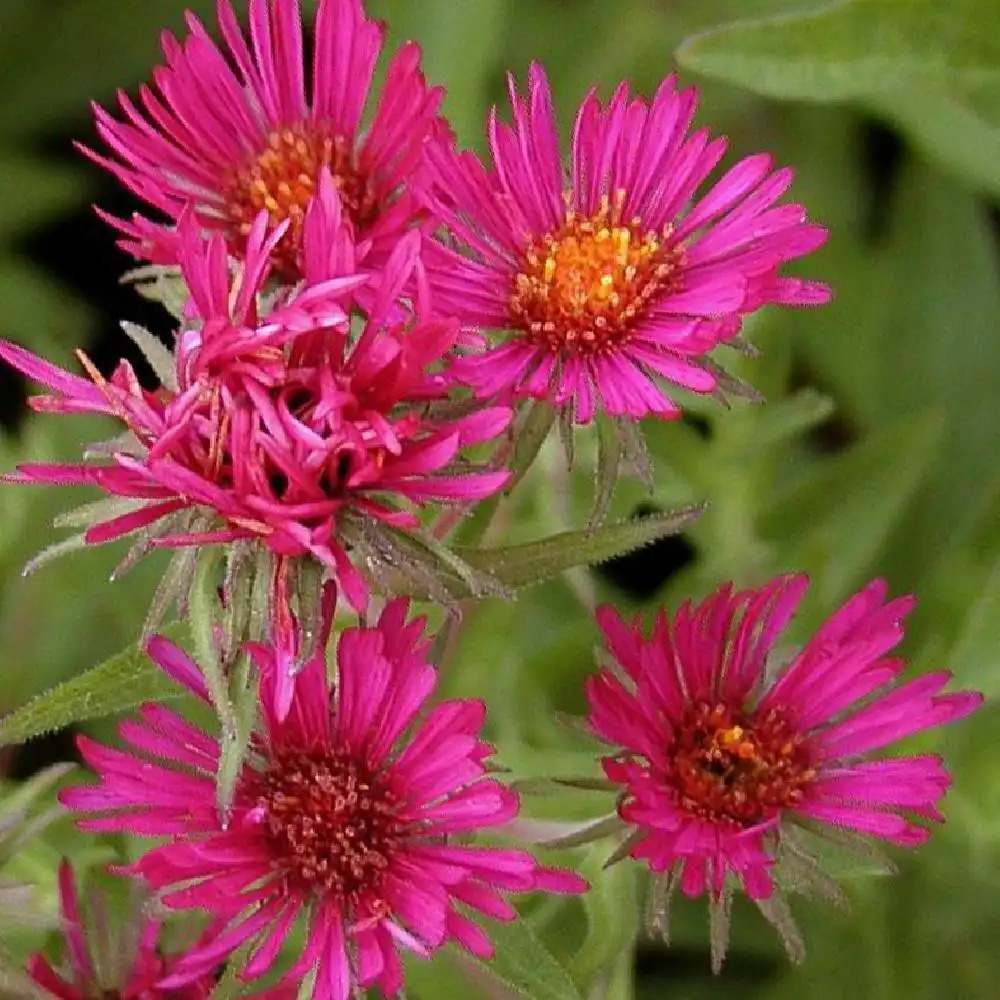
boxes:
[510,192,683,356]
[669,703,815,826]
[259,748,405,898]
[225,127,377,277]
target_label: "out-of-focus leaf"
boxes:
[0,622,188,746]
[0,258,95,355]
[869,87,1000,199]
[762,409,943,609]
[677,0,1000,197]
[372,0,508,146]
[0,1,217,136]
[0,154,88,239]
[678,0,1000,101]
[480,917,585,1000]
[744,389,836,455]
[457,505,705,588]
[572,847,640,986]
[0,961,38,1000]
[871,163,1000,571]
[945,554,1000,698]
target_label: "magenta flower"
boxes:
[88,0,442,279]
[0,210,509,611]
[62,599,586,1000]
[585,575,980,958]
[25,861,216,1000]
[420,65,831,423]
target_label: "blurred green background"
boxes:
[2,1,1000,998]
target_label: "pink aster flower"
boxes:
[0,207,509,612]
[62,598,586,1000]
[584,575,980,964]
[420,65,831,424]
[25,861,215,1000]
[88,0,442,279]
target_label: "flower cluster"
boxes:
[0,0,982,998]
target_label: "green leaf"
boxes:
[676,0,1000,197]
[744,389,836,456]
[209,952,250,1000]
[190,548,234,736]
[762,409,943,610]
[0,0,217,136]
[678,0,1000,102]
[509,401,558,494]
[571,847,640,986]
[457,505,704,589]
[0,257,95,354]
[372,0,509,146]
[0,622,189,746]
[868,86,1000,199]
[480,917,585,1000]
[124,266,189,323]
[216,660,257,824]
[944,554,1000,698]
[0,155,88,240]
[120,321,177,392]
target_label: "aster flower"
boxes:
[420,65,831,425]
[583,575,980,967]
[25,861,217,1000]
[0,206,510,615]
[62,598,586,1000]
[88,0,443,279]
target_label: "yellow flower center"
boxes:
[225,127,376,277]
[510,192,683,356]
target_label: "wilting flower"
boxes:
[584,575,980,966]
[88,0,442,278]
[62,598,585,1000]
[25,861,216,1000]
[0,208,509,613]
[420,65,830,424]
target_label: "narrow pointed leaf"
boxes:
[456,505,705,588]
[190,548,234,736]
[21,532,89,578]
[480,917,585,1000]
[208,963,243,1000]
[216,658,257,823]
[0,763,74,823]
[124,265,189,322]
[508,399,557,492]
[0,623,189,746]
[590,418,624,530]
[120,321,177,391]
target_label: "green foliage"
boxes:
[677,0,1000,198]
[572,849,641,988]
[0,623,188,747]
[457,505,705,589]
[477,918,585,1000]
